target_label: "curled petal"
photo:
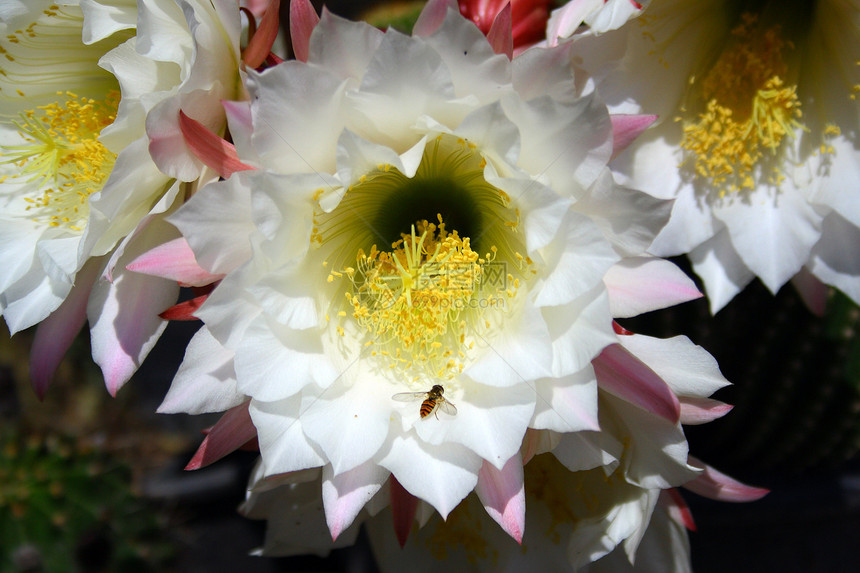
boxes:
[290,0,319,62]
[486,3,513,59]
[593,343,681,423]
[390,475,419,548]
[179,111,255,179]
[243,0,281,68]
[684,457,769,502]
[185,401,257,470]
[679,397,733,425]
[475,454,525,543]
[126,237,224,287]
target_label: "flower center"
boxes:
[1,91,119,231]
[679,13,805,195]
[318,135,530,382]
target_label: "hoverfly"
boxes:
[392,384,457,419]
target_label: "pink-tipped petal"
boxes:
[791,267,829,316]
[243,0,281,68]
[413,0,458,37]
[29,257,103,400]
[486,3,513,59]
[604,257,703,318]
[661,489,696,532]
[679,397,733,425]
[475,455,525,543]
[610,114,657,160]
[683,457,769,502]
[179,111,254,180]
[89,264,179,397]
[322,462,388,541]
[390,475,419,548]
[126,237,224,287]
[593,343,681,424]
[289,0,319,62]
[185,401,257,470]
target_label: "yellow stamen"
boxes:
[680,13,805,195]
[2,90,119,231]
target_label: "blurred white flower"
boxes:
[572,0,860,312]
[153,0,731,561]
[0,0,243,395]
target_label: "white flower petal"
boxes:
[413,379,535,470]
[531,366,600,433]
[168,174,255,274]
[546,286,616,377]
[322,461,388,541]
[616,334,730,399]
[377,431,481,519]
[688,230,755,314]
[604,257,702,318]
[249,397,326,475]
[807,211,860,305]
[534,211,620,307]
[158,327,244,414]
[465,300,553,387]
[552,430,623,474]
[301,369,394,475]
[234,316,338,402]
[713,188,823,294]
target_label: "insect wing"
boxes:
[392,391,429,402]
[438,399,457,416]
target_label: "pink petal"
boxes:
[604,257,703,318]
[185,401,257,470]
[679,397,733,425]
[389,475,419,548]
[243,0,281,68]
[179,110,255,180]
[610,114,657,160]
[413,0,458,37]
[660,489,696,532]
[126,237,224,287]
[289,0,319,62]
[791,267,829,316]
[322,463,388,541]
[593,343,681,424]
[683,457,769,502]
[29,257,103,400]
[475,455,525,543]
[486,3,513,59]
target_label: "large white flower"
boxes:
[570,0,860,312]
[0,0,243,394]
[153,0,724,555]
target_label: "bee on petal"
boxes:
[392,384,457,419]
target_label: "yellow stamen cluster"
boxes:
[1,91,119,231]
[679,13,804,195]
[337,216,504,378]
